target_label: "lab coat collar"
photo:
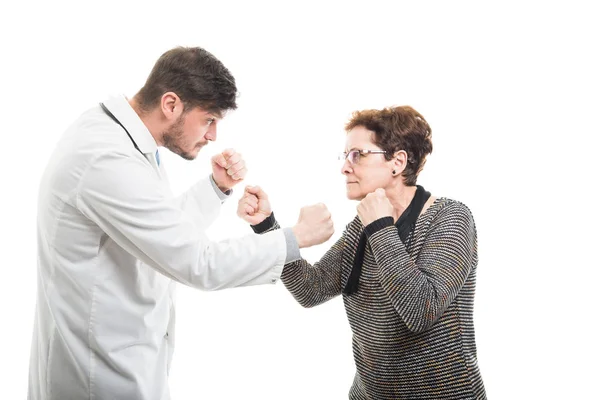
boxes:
[102,95,158,155]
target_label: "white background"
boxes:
[1,1,599,399]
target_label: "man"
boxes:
[28,46,334,400]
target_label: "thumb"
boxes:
[222,148,236,159]
[212,153,227,168]
[246,185,266,198]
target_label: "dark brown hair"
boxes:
[345,106,433,186]
[136,46,237,116]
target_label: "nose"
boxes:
[205,123,217,142]
[341,158,353,175]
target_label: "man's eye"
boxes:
[207,118,215,125]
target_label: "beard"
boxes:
[162,115,200,160]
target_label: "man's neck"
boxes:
[128,97,163,146]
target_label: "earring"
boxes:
[392,170,396,175]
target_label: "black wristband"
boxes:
[364,216,394,238]
[251,212,276,234]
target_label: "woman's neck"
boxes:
[387,185,418,222]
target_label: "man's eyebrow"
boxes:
[207,110,223,119]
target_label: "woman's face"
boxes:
[341,126,396,200]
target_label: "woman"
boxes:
[238,106,486,399]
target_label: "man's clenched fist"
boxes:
[211,148,247,192]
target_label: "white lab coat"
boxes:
[28,95,294,400]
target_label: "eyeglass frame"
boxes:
[338,149,388,165]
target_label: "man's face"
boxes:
[162,107,221,160]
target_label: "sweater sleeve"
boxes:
[279,235,345,308]
[365,201,477,333]
[252,214,345,308]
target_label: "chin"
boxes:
[345,189,364,201]
[189,146,204,159]
[179,149,198,161]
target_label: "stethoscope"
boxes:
[99,102,145,158]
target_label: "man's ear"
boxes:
[160,92,183,121]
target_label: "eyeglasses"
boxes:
[338,149,387,165]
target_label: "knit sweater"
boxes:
[253,197,486,399]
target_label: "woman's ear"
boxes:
[392,150,408,176]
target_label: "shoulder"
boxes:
[428,197,476,229]
[44,107,136,185]
[61,106,134,155]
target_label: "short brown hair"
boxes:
[345,106,433,186]
[136,47,237,115]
